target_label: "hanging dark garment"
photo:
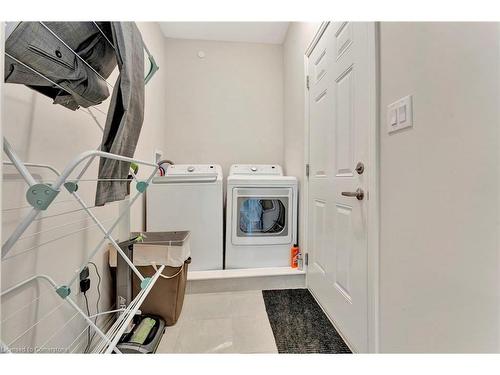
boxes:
[94,22,145,206]
[4,22,117,110]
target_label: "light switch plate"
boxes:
[398,105,407,122]
[390,108,398,126]
[387,95,413,134]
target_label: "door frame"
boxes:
[302,21,380,353]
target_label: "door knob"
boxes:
[355,162,364,175]
[341,188,364,201]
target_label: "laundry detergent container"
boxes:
[109,231,191,326]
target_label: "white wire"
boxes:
[90,106,107,117]
[67,327,90,353]
[32,205,100,222]
[7,300,66,347]
[17,216,95,241]
[4,53,81,99]
[89,308,125,319]
[92,288,148,353]
[92,309,129,353]
[92,22,116,51]
[2,177,41,183]
[2,199,75,212]
[2,218,115,261]
[65,304,117,353]
[35,311,80,353]
[92,296,140,353]
[100,266,164,354]
[93,318,122,353]
[90,304,128,353]
[1,289,54,325]
[85,108,104,132]
[64,178,136,182]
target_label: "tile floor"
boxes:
[157,290,278,353]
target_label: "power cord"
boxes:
[83,291,91,353]
[84,262,102,353]
[88,262,102,323]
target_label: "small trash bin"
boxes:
[109,231,191,326]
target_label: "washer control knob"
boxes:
[251,166,257,172]
[187,166,195,172]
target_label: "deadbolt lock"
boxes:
[355,162,365,175]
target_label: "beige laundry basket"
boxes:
[109,231,191,326]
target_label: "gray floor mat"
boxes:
[262,289,351,354]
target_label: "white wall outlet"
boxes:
[387,95,413,134]
[154,149,163,164]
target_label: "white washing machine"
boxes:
[146,164,223,271]
[225,164,298,269]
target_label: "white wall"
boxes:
[0,22,166,352]
[163,38,284,177]
[0,24,4,340]
[282,22,320,249]
[378,22,500,352]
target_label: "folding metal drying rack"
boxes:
[1,22,161,354]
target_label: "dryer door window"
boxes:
[232,187,293,246]
[237,197,289,237]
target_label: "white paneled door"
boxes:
[306,22,374,352]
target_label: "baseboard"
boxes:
[187,271,306,294]
[188,266,305,281]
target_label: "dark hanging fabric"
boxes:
[4,22,117,110]
[94,22,145,206]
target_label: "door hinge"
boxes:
[305,163,310,178]
[306,75,310,90]
[304,253,309,266]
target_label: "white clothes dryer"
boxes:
[225,164,298,269]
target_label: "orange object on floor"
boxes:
[290,245,300,268]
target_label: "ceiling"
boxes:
[159,22,289,44]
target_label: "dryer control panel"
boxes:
[229,164,283,176]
